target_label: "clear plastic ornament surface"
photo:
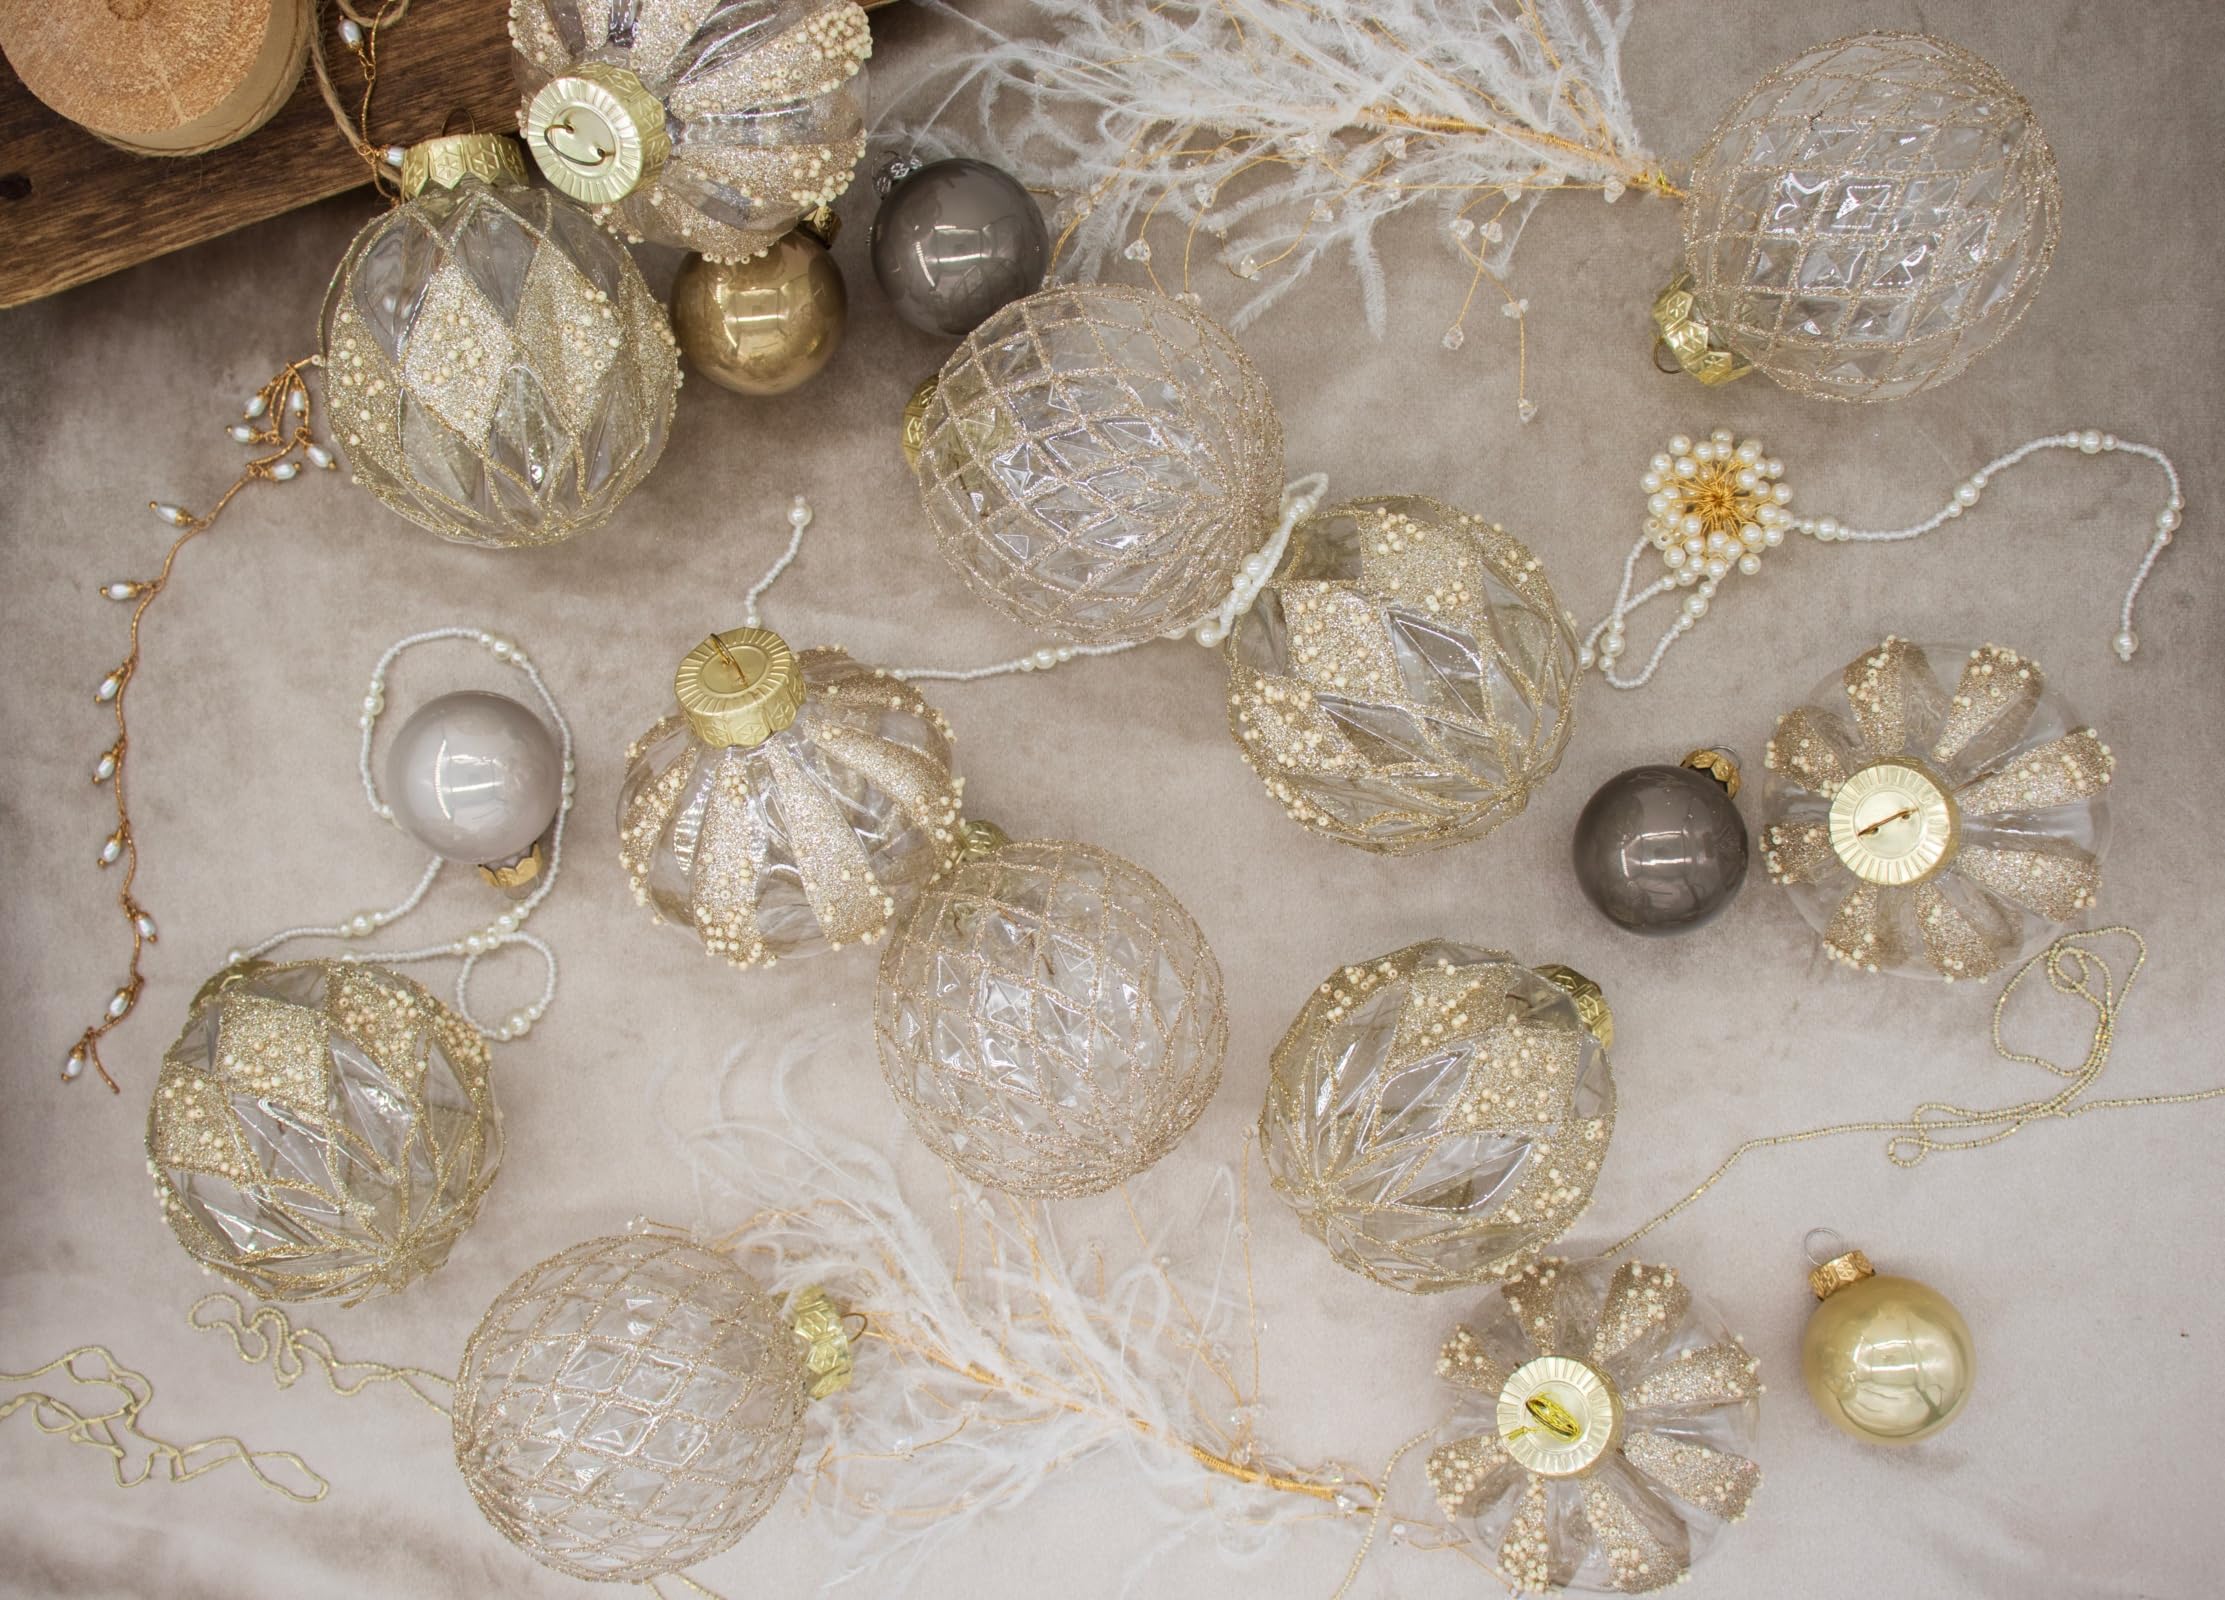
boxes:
[911,284,1285,647]
[1759,637,2112,981]
[322,167,679,547]
[1226,495,1580,852]
[618,648,962,967]
[1680,31,2059,401]
[876,837,1227,1198]
[1260,942,1614,1293]
[146,959,501,1303]
[1427,1257,1761,1594]
[453,1232,808,1582]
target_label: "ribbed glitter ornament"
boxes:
[510,0,870,262]
[1260,943,1614,1293]
[1427,1257,1761,1593]
[1225,496,1580,852]
[320,133,680,548]
[146,959,500,1303]
[910,284,1285,647]
[453,1232,810,1582]
[875,831,1226,1197]
[1670,32,2059,401]
[618,627,964,968]
[1759,637,2112,980]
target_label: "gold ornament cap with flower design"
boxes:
[399,132,532,200]
[675,627,807,749]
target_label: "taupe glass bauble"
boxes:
[1571,752,1748,934]
[1802,1246,1975,1445]
[1260,942,1614,1293]
[671,223,847,396]
[870,158,1048,337]
[385,690,562,869]
[147,959,501,1303]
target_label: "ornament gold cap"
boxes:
[789,1285,856,1401]
[900,375,939,471]
[1497,1354,1622,1476]
[1810,1248,1876,1301]
[1681,747,1741,799]
[797,204,841,249]
[190,957,274,1016]
[1538,963,1614,1052]
[1652,274,1752,387]
[523,64,672,206]
[958,819,1011,861]
[675,627,806,749]
[477,838,546,896]
[1828,758,1958,887]
[398,133,532,200]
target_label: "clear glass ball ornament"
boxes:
[1259,942,1614,1293]
[910,284,1286,647]
[1759,636,2112,980]
[875,833,1227,1198]
[453,1232,808,1582]
[146,959,501,1302]
[1679,31,2060,401]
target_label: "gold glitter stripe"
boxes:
[1436,1324,1511,1396]
[1765,707,1856,798]
[762,739,885,945]
[1956,729,2115,815]
[1589,1263,1690,1367]
[1622,1431,1761,1523]
[1623,1342,1761,1410]
[1955,841,2103,922]
[693,751,769,965]
[1841,636,1941,756]
[1758,819,1835,886]
[1931,644,2042,765]
[1913,881,2010,983]
[1581,1475,1688,1591]
[1424,1433,1515,1519]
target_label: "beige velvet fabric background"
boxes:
[4,2,2222,1595]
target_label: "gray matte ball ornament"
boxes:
[1571,752,1748,935]
[870,158,1049,337]
[384,691,561,867]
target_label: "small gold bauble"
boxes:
[670,228,848,396]
[1801,1249,1976,1444]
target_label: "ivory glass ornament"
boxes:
[510,0,871,262]
[453,1233,809,1581]
[1260,942,1614,1293]
[618,627,964,968]
[1225,496,1580,852]
[1428,1258,1762,1593]
[321,133,680,549]
[876,830,1227,1198]
[1759,637,2112,980]
[1801,1246,1975,1445]
[911,284,1285,648]
[385,690,563,871]
[146,959,500,1302]
[1674,32,2060,401]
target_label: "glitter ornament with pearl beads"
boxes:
[1225,496,1580,852]
[1426,1257,1761,1593]
[618,625,964,969]
[1260,943,1614,1293]
[146,959,501,1303]
[320,132,680,549]
[1759,637,2113,981]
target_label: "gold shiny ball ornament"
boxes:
[1759,636,2113,980]
[510,0,871,262]
[1428,1258,1762,1593]
[320,133,680,549]
[911,284,1286,648]
[453,1232,821,1581]
[876,834,1227,1198]
[670,224,847,396]
[1801,1247,1975,1445]
[146,959,500,1303]
[1672,32,2060,402]
[1225,495,1581,852]
[1260,943,1614,1293]
[618,627,965,969]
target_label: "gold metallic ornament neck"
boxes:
[1537,964,1614,1052]
[1810,1249,1876,1301]
[189,957,274,1016]
[523,65,671,206]
[1651,275,1752,387]
[900,375,939,471]
[957,819,1011,861]
[1829,759,1958,886]
[1497,1355,1621,1476]
[1681,747,1741,799]
[789,1285,856,1401]
[398,134,532,200]
[674,628,806,748]
[476,839,546,895]
[797,204,841,248]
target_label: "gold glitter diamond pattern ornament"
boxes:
[453,1232,810,1582]
[1260,943,1614,1293]
[1226,496,1580,852]
[1673,32,2059,402]
[912,284,1286,648]
[1427,1258,1761,1594]
[876,834,1227,1198]
[146,959,501,1303]
[321,133,680,548]
[1759,636,2113,980]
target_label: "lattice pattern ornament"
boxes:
[911,284,1286,647]
[1759,637,2113,981]
[1427,1258,1761,1594]
[453,1232,810,1582]
[146,960,501,1304]
[1259,943,1614,1293]
[876,837,1227,1197]
[1677,32,2059,401]
[1225,496,1581,852]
